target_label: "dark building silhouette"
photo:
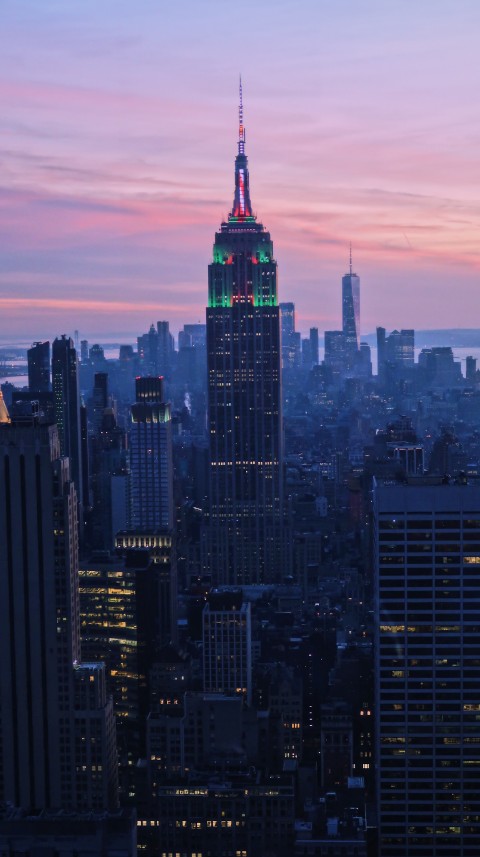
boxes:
[0,419,117,811]
[156,320,175,378]
[27,340,50,392]
[466,355,477,382]
[374,478,480,855]
[309,327,319,366]
[52,335,83,510]
[92,371,108,436]
[207,83,284,584]
[203,590,252,703]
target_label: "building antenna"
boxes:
[349,242,353,276]
[238,74,245,154]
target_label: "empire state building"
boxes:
[207,83,284,585]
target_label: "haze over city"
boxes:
[1,0,479,340]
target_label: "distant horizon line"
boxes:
[3,327,480,352]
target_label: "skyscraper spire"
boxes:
[238,75,245,155]
[349,242,353,275]
[230,77,253,220]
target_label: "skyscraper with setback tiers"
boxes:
[207,81,284,585]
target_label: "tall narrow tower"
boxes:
[342,246,360,366]
[129,376,173,530]
[52,335,83,509]
[207,82,283,585]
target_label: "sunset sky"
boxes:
[1,0,479,341]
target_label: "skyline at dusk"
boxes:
[1,0,479,340]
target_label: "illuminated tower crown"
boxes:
[230,77,254,220]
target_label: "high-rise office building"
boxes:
[129,376,173,530]
[309,327,319,366]
[79,560,138,724]
[342,248,360,365]
[374,477,480,855]
[52,335,83,509]
[80,339,89,363]
[137,325,158,375]
[89,409,128,551]
[92,371,108,436]
[280,302,299,369]
[73,662,118,811]
[0,421,79,809]
[203,590,252,704]
[377,327,415,381]
[207,83,284,584]
[0,418,118,811]
[466,355,477,382]
[27,340,50,392]
[324,330,347,379]
[157,320,175,378]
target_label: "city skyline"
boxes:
[1,1,480,341]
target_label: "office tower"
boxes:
[120,344,134,361]
[203,590,252,704]
[178,329,192,350]
[0,417,118,812]
[92,371,108,436]
[135,375,164,403]
[90,409,128,550]
[80,400,90,511]
[324,330,347,380]
[129,376,173,530]
[27,340,50,392]
[310,327,319,366]
[377,327,415,381]
[52,335,83,507]
[280,301,299,369]
[466,355,477,382]
[388,329,414,366]
[79,560,138,723]
[419,346,462,387]
[73,663,118,811]
[178,324,207,393]
[115,531,178,649]
[342,248,360,365]
[207,83,284,584]
[89,343,106,369]
[157,320,175,377]
[79,544,177,773]
[137,325,158,375]
[302,337,312,368]
[0,420,79,809]
[376,326,387,381]
[374,477,480,856]
[358,341,372,377]
[80,339,89,363]
[183,323,207,347]
[112,533,178,739]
